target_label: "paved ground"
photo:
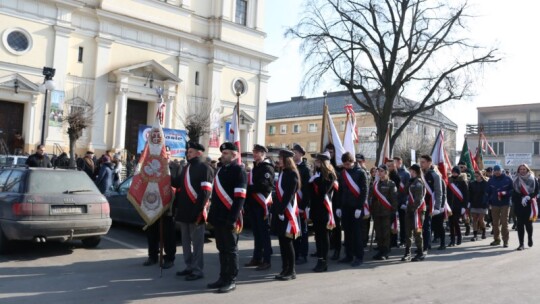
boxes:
[0,222,538,304]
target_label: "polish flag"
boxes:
[229,105,242,164]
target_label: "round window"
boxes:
[231,78,248,96]
[2,28,32,55]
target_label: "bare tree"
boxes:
[287,0,500,163]
[64,106,93,167]
[393,130,434,166]
[178,96,214,143]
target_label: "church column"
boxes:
[27,94,39,147]
[90,36,113,151]
[255,73,270,145]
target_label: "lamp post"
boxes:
[39,67,56,146]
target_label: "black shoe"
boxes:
[207,278,225,289]
[411,253,425,262]
[447,241,455,247]
[310,252,318,257]
[143,258,157,266]
[470,237,477,242]
[244,259,262,267]
[176,269,193,276]
[330,250,341,261]
[482,230,487,239]
[351,258,363,267]
[217,281,236,293]
[276,272,296,281]
[313,259,328,272]
[503,242,509,248]
[185,273,204,281]
[517,245,525,251]
[437,245,446,250]
[256,262,271,271]
[512,224,517,230]
[295,257,307,265]
[456,238,462,246]
[490,240,501,246]
[529,239,533,247]
[372,252,387,260]
[162,260,174,269]
[465,226,470,236]
[338,256,353,264]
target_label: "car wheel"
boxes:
[0,227,9,254]
[81,236,101,248]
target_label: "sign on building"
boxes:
[137,125,187,157]
[483,159,501,167]
[504,153,532,166]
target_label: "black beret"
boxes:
[187,141,205,152]
[355,153,365,161]
[485,167,493,172]
[279,149,294,158]
[316,151,331,161]
[452,166,461,175]
[377,164,388,171]
[253,144,268,153]
[409,164,421,172]
[220,142,238,152]
[85,151,94,155]
[292,144,306,156]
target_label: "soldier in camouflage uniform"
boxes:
[402,164,426,262]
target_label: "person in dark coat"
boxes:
[419,155,444,252]
[292,144,311,265]
[95,157,114,194]
[325,143,343,260]
[77,151,96,180]
[386,159,402,248]
[171,141,213,280]
[447,166,469,246]
[271,149,301,281]
[207,142,246,293]
[244,144,275,270]
[394,156,411,247]
[486,165,513,247]
[401,164,426,262]
[469,170,489,241]
[371,164,398,260]
[511,164,539,251]
[25,144,52,168]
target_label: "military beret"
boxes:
[253,144,268,153]
[355,153,365,161]
[220,142,238,152]
[316,151,331,161]
[377,164,388,171]
[187,141,205,152]
[279,149,295,158]
[292,144,306,156]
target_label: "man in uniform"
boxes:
[386,159,402,248]
[371,164,398,260]
[420,154,444,252]
[292,144,311,265]
[171,141,213,281]
[356,153,371,248]
[207,142,247,293]
[244,144,275,270]
[394,156,410,247]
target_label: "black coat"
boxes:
[309,172,337,223]
[26,153,52,168]
[297,160,311,210]
[245,160,274,212]
[512,177,539,218]
[271,169,299,236]
[207,162,247,229]
[469,179,488,209]
[447,174,469,212]
[172,157,214,223]
[338,164,368,209]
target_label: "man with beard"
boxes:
[26,144,52,168]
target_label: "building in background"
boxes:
[0,0,275,158]
[466,103,540,174]
[266,90,457,166]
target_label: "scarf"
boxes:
[513,172,536,194]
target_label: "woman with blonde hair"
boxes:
[469,170,489,241]
[512,164,539,251]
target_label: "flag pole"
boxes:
[159,216,164,277]
[235,90,242,164]
[320,91,328,152]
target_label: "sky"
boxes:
[263,0,540,148]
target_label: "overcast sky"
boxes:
[264,0,539,147]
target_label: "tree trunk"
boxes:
[68,133,77,168]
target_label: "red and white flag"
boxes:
[327,110,345,166]
[128,100,174,227]
[431,130,449,185]
[378,125,391,166]
[343,105,357,157]
[229,105,241,164]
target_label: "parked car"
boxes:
[105,176,145,227]
[0,155,28,167]
[0,167,112,253]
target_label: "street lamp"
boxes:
[39,67,56,145]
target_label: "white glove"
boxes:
[354,209,362,219]
[431,209,441,216]
[279,214,285,221]
[306,207,310,219]
[336,209,342,218]
[521,197,528,207]
[400,204,407,211]
[467,202,471,209]
[461,208,466,215]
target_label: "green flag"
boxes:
[459,140,475,180]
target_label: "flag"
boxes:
[342,104,357,156]
[320,100,330,152]
[431,129,448,185]
[378,124,391,166]
[327,110,346,166]
[480,132,496,156]
[459,140,475,180]
[128,97,174,227]
[469,149,479,171]
[229,105,241,164]
[474,147,484,170]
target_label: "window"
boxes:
[4,170,24,193]
[2,28,33,55]
[195,71,200,86]
[235,0,248,26]
[534,141,539,155]
[0,170,11,192]
[489,141,504,155]
[307,142,317,152]
[487,120,516,134]
[293,124,301,133]
[308,123,317,133]
[280,124,287,134]
[269,125,276,135]
[78,47,84,63]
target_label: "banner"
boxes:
[48,90,65,140]
[137,125,187,157]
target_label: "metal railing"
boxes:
[466,121,540,135]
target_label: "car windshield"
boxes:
[28,170,101,194]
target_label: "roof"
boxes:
[267,90,457,128]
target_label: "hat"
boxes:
[85,151,94,155]
[187,141,205,152]
[292,144,306,156]
[410,164,421,174]
[485,167,493,172]
[458,161,466,166]
[220,142,238,152]
[377,164,388,171]
[493,165,502,171]
[452,166,461,175]
[355,153,365,161]
[316,151,331,161]
[253,144,268,153]
[279,149,295,158]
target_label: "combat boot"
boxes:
[481,228,486,239]
[456,235,462,246]
[465,224,471,236]
[313,259,328,272]
[411,251,425,262]
[471,231,477,242]
[401,247,412,262]
[448,236,455,247]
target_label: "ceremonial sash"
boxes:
[184,164,213,222]
[449,183,464,202]
[409,190,426,232]
[323,194,335,229]
[421,176,436,214]
[214,168,245,232]
[277,173,301,238]
[342,170,360,198]
[519,182,538,222]
[248,170,253,185]
[399,182,405,193]
[373,181,393,211]
[443,201,453,219]
[296,191,307,220]
[252,192,272,218]
[391,211,399,234]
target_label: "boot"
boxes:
[330,249,341,261]
[481,228,486,239]
[448,236,455,247]
[401,247,412,262]
[456,235,462,246]
[471,231,477,242]
[207,277,226,289]
[244,259,262,267]
[411,251,425,262]
[465,224,470,236]
[313,259,328,272]
[529,236,534,247]
[217,281,236,293]
[338,256,353,263]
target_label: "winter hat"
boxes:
[452,166,461,175]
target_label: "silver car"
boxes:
[0,167,112,253]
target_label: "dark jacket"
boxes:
[371,178,397,217]
[77,157,96,180]
[309,171,337,223]
[271,169,299,236]
[26,153,52,168]
[208,161,247,229]
[447,173,469,212]
[95,162,114,194]
[397,166,411,207]
[246,159,275,212]
[172,156,214,224]
[423,167,443,214]
[469,179,488,209]
[486,173,513,207]
[296,160,311,210]
[338,164,368,210]
[406,176,425,213]
[332,166,342,210]
[511,176,539,218]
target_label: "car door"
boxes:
[106,177,143,226]
[0,170,13,219]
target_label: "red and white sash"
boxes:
[409,190,426,232]
[373,181,393,211]
[449,183,464,202]
[184,164,213,222]
[252,193,273,218]
[323,194,335,229]
[421,176,436,215]
[276,173,301,237]
[519,182,538,222]
[214,168,245,232]
[391,211,399,234]
[399,181,405,193]
[443,201,453,219]
[342,170,360,198]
